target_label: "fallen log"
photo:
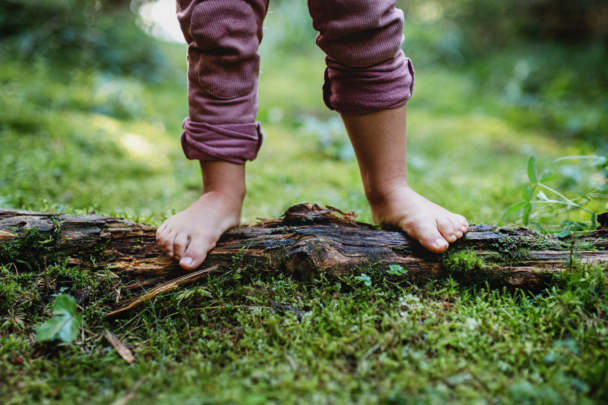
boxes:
[1,204,607,316]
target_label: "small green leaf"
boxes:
[539,170,556,182]
[522,203,531,226]
[527,156,538,184]
[57,314,82,343]
[35,317,68,342]
[537,190,549,201]
[387,264,407,276]
[52,294,77,317]
[557,230,572,238]
[354,273,372,286]
[502,201,527,220]
[35,294,82,344]
[521,185,533,202]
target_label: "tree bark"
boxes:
[1,204,607,316]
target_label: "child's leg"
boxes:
[158,0,268,270]
[342,105,468,253]
[309,0,468,253]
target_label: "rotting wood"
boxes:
[1,204,607,317]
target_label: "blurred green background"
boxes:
[1,0,607,226]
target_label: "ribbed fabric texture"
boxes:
[190,0,261,99]
[308,0,405,68]
[323,50,414,115]
[177,0,414,163]
[181,118,263,164]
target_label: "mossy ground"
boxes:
[1,253,608,404]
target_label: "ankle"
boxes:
[365,181,409,209]
[199,160,247,204]
[202,186,246,204]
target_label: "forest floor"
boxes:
[1,37,607,404]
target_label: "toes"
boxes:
[173,234,189,261]
[156,222,167,240]
[407,221,449,254]
[448,217,465,239]
[179,235,215,271]
[162,231,177,258]
[436,218,457,243]
[156,226,172,253]
[452,214,469,234]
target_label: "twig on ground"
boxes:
[103,331,136,365]
[123,277,164,290]
[105,265,219,317]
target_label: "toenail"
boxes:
[434,239,448,248]
[181,257,193,266]
[167,251,173,258]
[456,231,463,238]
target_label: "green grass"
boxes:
[1,29,608,404]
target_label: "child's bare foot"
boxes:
[368,185,469,253]
[341,104,468,254]
[156,161,246,270]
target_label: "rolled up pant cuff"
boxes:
[181,118,264,164]
[323,50,415,116]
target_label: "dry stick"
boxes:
[12,262,18,276]
[105,265,219,317]
[123,277,164,290]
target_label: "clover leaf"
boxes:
[386,264,407,276]
[35,294,82,343]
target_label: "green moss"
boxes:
[0,227,52,272]
[442,249,486,274]
[486,233,569,266]
[441,249,520,286]
[2,256,608,405]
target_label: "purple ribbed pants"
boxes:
[177,0,415,164]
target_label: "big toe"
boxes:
[406,221,449,254]
[179,235,215,271]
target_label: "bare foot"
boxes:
[156,191,243,270]
[369,185,469,254]
[156,160,246,270]
[340,104,468,254]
